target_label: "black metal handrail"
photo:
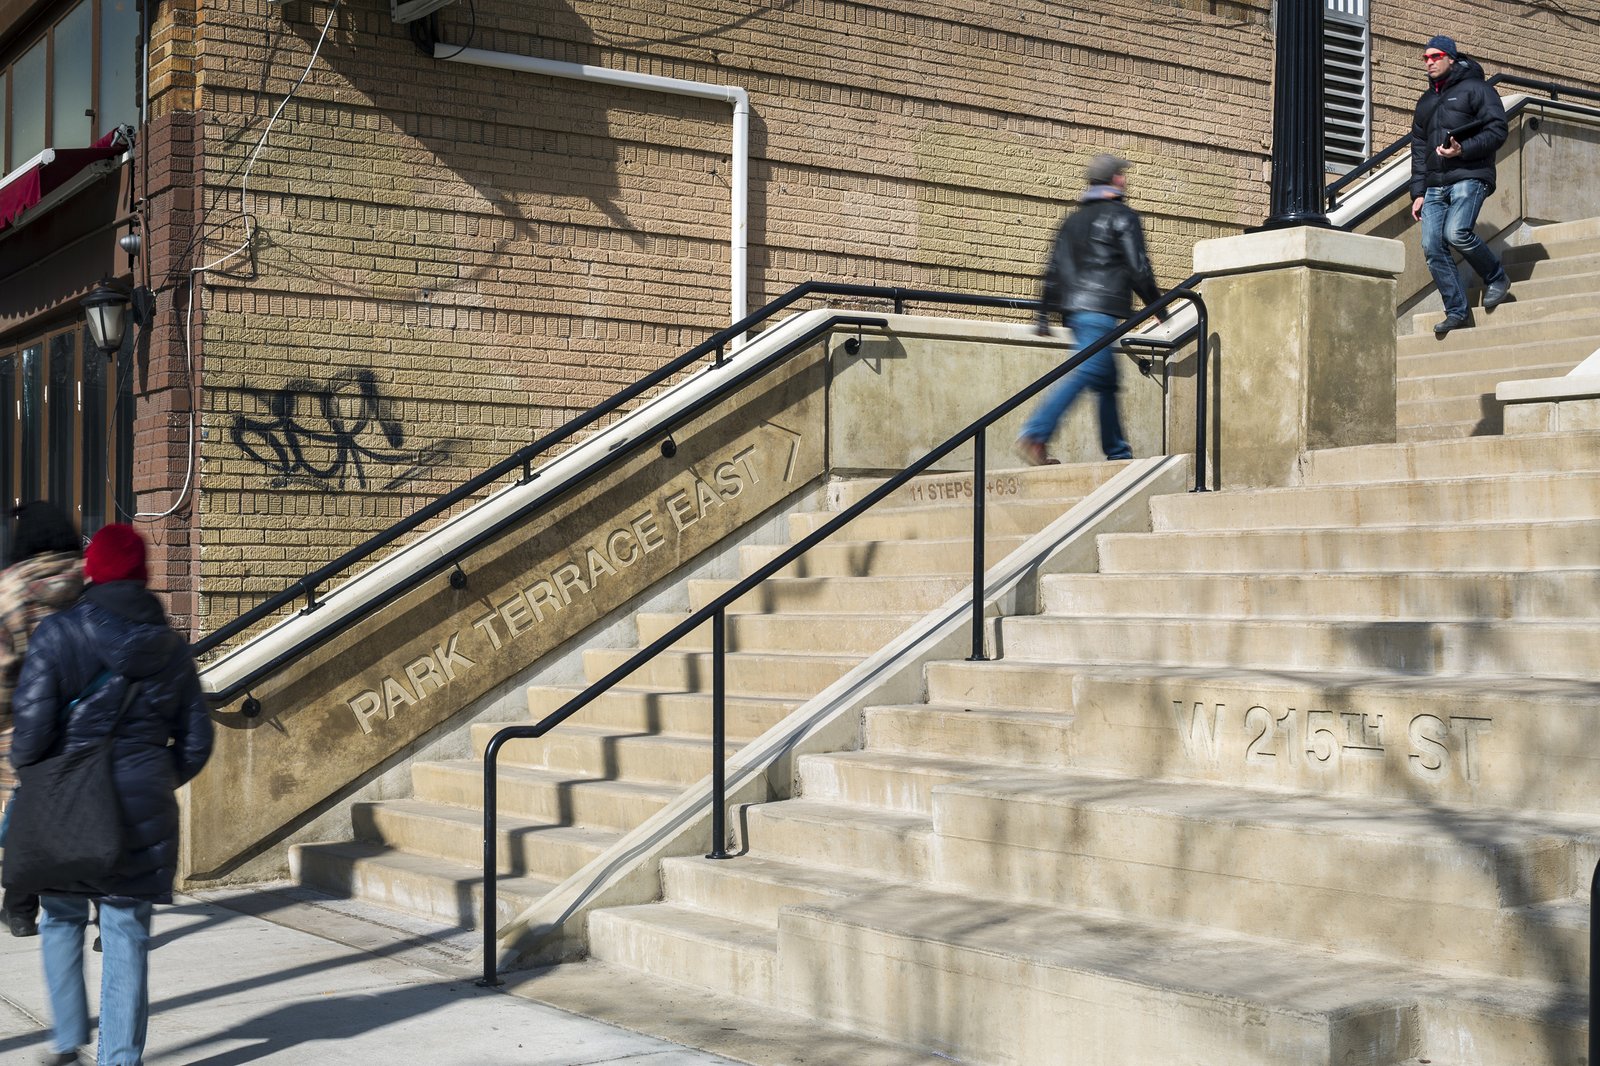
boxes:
[194,282,1037,709]
[1592,855,1599,1066]
[1326,73,1600,211]
[477,285,1208,985]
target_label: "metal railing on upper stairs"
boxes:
[193,283,1039,712]
[476,285,1208,985]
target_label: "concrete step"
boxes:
[527,685,797,740]
[1526,216,1600,244]
[290,841,552,929]
[1397,309,1600,360]
[795,749,1003,815]
[412,758,679,830]
[1399,334,1600,381]
[1301,431,1600,485]
[738,534,1025,578]
[825,460,1123,510]
[923,659,1600,813]
[587,902,777,1006]
[581,647,860,698]
[1501,232,1600,265]
[1398,357,1584,404]
[864,703,1077,768]
[744,799,934,881]
[348,797,616,881]
[687,574,968,615]
[788,497,1076,541]
[930,769,1595,978]
[1152,471,1600,531]
[1497,247,1600,282]
[1096,518,1600,573]
[469,721,736,786]
[1396,417,1500,443]
[1410,286,1600,334]
[998,615,1600,678]
[634,609,925,655]
[774,882,1568,1065]
[1038,570,1600,621]
[659,853,906,929]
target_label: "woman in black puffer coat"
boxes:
[10,524,213,1066]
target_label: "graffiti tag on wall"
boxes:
[230,369,462,491]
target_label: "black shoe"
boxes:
[1483,278,1513,310]
[41,1051,80,1064]
[1434,313,1473,338]
[3,908,38,938]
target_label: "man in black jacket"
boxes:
[1410,34,1511,337]
[1017,154,1161,466]
[11,524,212,1066]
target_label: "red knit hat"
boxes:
[85,523,148,585]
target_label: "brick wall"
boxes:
[135,0,1598,640]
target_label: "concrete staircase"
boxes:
[584,431,1600,1065]
[1400,217,1600,441]
[290,461,1127,932]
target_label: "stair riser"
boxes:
[350,803,602,880]
[1040,572,1600,621]
[788,500,1071,542]
[795,752,973,815]
[739,537,1023,579]
[1097,524,1600,574]
[1301,432,1600,485]
[291,846,535,929]
[1422,1001,1585,1065]
[526,687,792,740]
[999,617,1600,679]
[411,764,669,830]
[1498,251,1600,283]
[587,910,776,1005]
[932,793,1577,976]
[1502,234,1600,264]
[634,611,920,655]
[775,910,1419,1066]
[864,706,1077,767]
[687,576,966,614]
[660,858,846,929]
[1399,337,1600,379]
[468,724,717,786]
[1398,313,1600,357]
[1399,359,1592,403]
[581,649,855,697]
[1152,478,1600,532]
[745,807,933,881]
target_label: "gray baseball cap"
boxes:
[1085,153,1130,185]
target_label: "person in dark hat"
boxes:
[0,502,84,938]
[1016,152,1162,466]
[1410,34,1511,337]
[10,523,213,1066]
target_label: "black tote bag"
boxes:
[2,677,141,895]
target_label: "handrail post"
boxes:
[479,732,505,987]
[1193,295,1210,492]
[706,608,730,859]
[968,428,987,661]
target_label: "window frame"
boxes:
[1323,0,1373,173]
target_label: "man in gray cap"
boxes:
[1410,34,1510,337]
[1017,152,1161,466]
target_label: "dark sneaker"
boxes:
[1483,278,1512,310]
[41,1051,81,1065]
[1015,438,1060,467]
[1434,313,1473,338]
[3,908,38,938]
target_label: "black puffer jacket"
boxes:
[10,581,213,902]
[1039,192,1162,320]
[1409,55,1507,197]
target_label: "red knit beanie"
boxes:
[84,523,148,585]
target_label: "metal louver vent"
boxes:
[1324,1,1372,172]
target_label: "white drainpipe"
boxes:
[435,44,750,325]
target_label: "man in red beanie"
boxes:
[9,522,212,1065]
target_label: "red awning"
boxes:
[0,129,127,232]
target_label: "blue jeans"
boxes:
[1421,179,1507,319]
[1019,310,1131,460]
[40,895,152,1064]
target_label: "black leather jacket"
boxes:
[1409,56,1507,197]
[1039,193,1162,321]
[11,581,213,901]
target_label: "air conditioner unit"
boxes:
[391,0,457,23]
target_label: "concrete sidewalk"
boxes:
[0,892,740,1065]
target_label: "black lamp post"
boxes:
[1261,0,1332,229]
[82,281,132,358]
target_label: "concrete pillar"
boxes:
[1194,227,1404,489]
